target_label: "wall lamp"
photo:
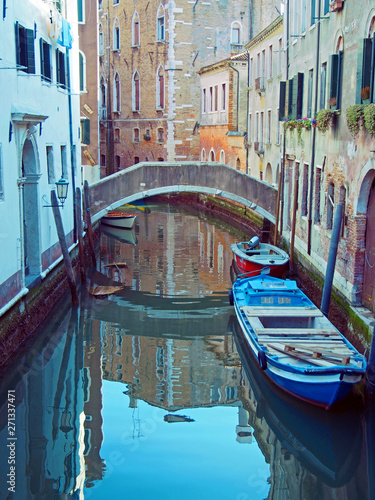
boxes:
[43,177,69,208]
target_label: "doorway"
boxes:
[363,177,375,312]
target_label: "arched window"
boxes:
[113,72,120,112]
[100,77,106,117]
[79,51,86,92]
[220,150,225,163]
[327,182,335,230]
[231,22,241,44]
[210,150,215,161]
[113,18,120,50]
[132,11,140,46]
[201,149,206,161]
[156,65,165,109]
[157,4,165,41]
[98,24,104,56]
[132,71,140,111]
[236,158,241,170]
[265,163,272,184]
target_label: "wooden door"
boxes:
[363,178,375,311]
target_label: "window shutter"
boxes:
[82,119,90,145]
[278,81,286,120]
[26,28,35,74]
[296,72,304,119]
[288,76,298,120]
[15,21,20,66]
[356,38,372,104]
[330,54,338,108]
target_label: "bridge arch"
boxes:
[88,162,277,224]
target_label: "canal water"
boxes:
[0,202,374,500]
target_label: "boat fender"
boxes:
[228,289,234,306]
[258,350,267,370]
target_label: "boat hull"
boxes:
[231,242,289,278]
[102,211,136,229]
[231,274,366,409]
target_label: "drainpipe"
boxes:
[66,49,77,241]
[245,48,250,174]
[307,0,321,254]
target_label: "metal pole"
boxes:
[320,202,343,316]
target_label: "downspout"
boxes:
[280,0,290,236]
[66,49,77,241]
[307,0,321,254]
[245,48,250,174]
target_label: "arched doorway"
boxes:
[22,137,41,278]
[363,176,375,311]
[265,163,272,184]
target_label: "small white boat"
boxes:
[101,211,136,229]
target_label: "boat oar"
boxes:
[237,266,270,279]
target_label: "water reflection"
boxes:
[0,205,374,499]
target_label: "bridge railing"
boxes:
[87,162,277,224]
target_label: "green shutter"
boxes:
[296,72,304,119]
[78,0,83,22]
[330,54,338,109]
[26,28,35,74]
[15,22,20,66]
[82,118,90,145]
[279,81,286,120]
[356,38,373,104]
[288,76,298,120]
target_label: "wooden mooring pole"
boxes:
[51,191,79,306]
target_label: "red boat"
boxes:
[231,236,289,278]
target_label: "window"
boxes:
[15,22,35,74]
[209,87,213,111]
[248,113,252,143]
[329,51,343,110]
[60,145,68,179]
[114,128,120,142]
[355,31,375,104]
[278,39,282,75]
[323,0,330,15]
[268,45,273,79]
[288,73,304,119]
[79,51,86,92]
[261,49,266,81]
[220,150,225,163]
[210,150,215,161]
[214,85,218,111]
[307,69,313,117]
[302,164,308,216]
[56,48,66,87]
[156,66,164,109]
[320,62,327,110]
[100,77,106,108]
[115,155,120,171]
[132,12,140,46]
[231,22,240,44]
[327,183,334,229]
[221,83,226,110]
[260,111,264,147]
[201,149,206,161]
[314,167,321,224]
[301,0,306,33]
[340,186,347,236]
[255,112,259,143]
[236,158,241,171]
[134,156,140,164]
[113,0,119,4]
[81,119,90,144]
[132,71,140,111]
[99,25,104,56]
[46,146,55,184]
[133,128,140,142]
[276,109,280,144]
[78,0,84,23]
[40,39,51,82]
[157,128,164,142]
[157,5,165,41]
[113,22,120,51]
[310,0,316,26]
[267,110,271,143]
[98,0,102,10]
[249,57,253,86]
[113,72,120,112]
[202,88,206,113]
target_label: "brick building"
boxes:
[279,0,375,311]
[97,0,283,174]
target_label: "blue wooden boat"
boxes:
[229,269,367,409]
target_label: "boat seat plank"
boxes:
[242,306,323,317]
[255,328,340,337]
[281,343,351,364]
[266,343,340,367]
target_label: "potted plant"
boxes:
[346,104,365,136]
[361,86,371,104]
[364,103,375,136]
[316,109,336,133]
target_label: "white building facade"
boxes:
[0,0,82,316]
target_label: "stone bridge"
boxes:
[88,162,277,224]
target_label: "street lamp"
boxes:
[55,176,69,207]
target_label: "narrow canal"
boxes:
[0,202,374,499]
